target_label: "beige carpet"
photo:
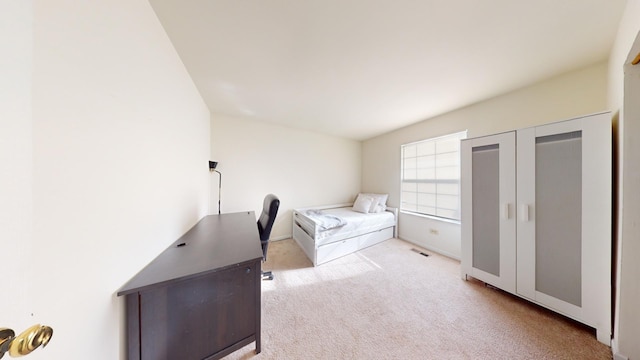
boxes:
[225,238,611,359]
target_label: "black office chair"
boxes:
[257,194,279,280]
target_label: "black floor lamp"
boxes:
[209,161,221,214]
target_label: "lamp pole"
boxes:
[213,169,221,214]
[209,161,222,215]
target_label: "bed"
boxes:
[292,199,398,266]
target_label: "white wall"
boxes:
[0,1,211,359]
[608,1,640,358]
[211,113,361,239]
[608,0,640,112]
[363,62,609,259]
[0,0,33,331]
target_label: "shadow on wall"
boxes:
[269,209,291,241]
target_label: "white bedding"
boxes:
[297,207,396,246]
[302,209,346,230]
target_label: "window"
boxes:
[401,131,467,220]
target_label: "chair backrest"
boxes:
[257,194,280,259]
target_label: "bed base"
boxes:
[292,206,397,266]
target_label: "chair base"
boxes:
[262,271,273,281]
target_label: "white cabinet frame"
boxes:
[516,113,611,344]
[461,112,611,345]
[461,131,516,293]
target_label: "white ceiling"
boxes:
[149,0,627,140]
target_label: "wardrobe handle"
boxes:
[521,204,529,222]
[502,203,510,220]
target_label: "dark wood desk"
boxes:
[118,211,263,360]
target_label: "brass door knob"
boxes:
[0,325,52,358]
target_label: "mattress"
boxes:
[294,207,396,247]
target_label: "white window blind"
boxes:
[401,131,466,220]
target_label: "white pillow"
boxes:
[352,194,373,213]
[363,193,388,213]
[366,195,380,212]
[373,203,387,213]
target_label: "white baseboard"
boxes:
[611,338,628,360]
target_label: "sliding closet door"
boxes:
[461,132,516,293]
[516,113,611,344]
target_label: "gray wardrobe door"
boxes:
[471,144,500,277]
[534,131,582,307]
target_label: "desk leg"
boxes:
[255,260,262,354]
[126,294,141,360]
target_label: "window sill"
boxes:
[399,210,461,225]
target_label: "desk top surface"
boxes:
[118,211,263,296]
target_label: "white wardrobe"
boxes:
[460,112,611,345]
